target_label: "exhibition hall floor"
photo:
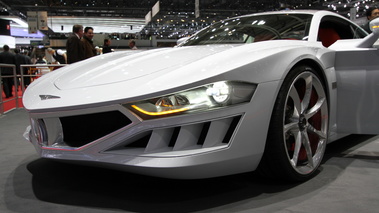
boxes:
[1,109,379,213]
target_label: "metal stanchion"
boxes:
[1,63,66,115]
[0,64,16,115]
[13,66,19,109]
[20,64,67,87]
[0,72,3,115]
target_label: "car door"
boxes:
[324,17,379,134]
[335,48,379,134]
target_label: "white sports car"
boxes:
[23,10,379,181]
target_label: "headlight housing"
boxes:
[124,81,256,119]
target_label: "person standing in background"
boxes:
[21,50,32,87]
[129,40,138,50]
[102,39,113,54]
[14,49,32,88]
[14,49,24,76]
[0,45,16,98]
[362,8,379,33]
[47,48,67,64]
[66,24,84,64]
[82,27,96,59]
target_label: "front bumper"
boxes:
[25,81,278,179]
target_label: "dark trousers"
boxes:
[2,75,14,98]
[23,76,31,87]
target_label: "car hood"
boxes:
[54,45,236,90]
[24,41,320,110]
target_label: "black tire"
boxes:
[258,65,329,182]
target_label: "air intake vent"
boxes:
[107,115,242,155]
[60,111,132,147]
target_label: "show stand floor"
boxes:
[1,109,379,213]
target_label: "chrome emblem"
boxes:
[39,95,61,100]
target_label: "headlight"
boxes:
[206,81,231,103]
[124,81,256,119]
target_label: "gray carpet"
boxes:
[1,109,379,213]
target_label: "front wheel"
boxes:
[258,65,329,182]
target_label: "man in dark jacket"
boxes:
[14,49,32,87]
[0,45,16,98]
[82,26,97,59]
[102,39,113,54]
[14,49,27,75]
[66,24,84,64]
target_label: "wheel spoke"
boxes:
[288,85,301,118]
[302,131,315,168]
[284,121,298,133]
[305,97,326,120]
[301,74,313,114]
[307,123,327,140]
[290,131,302,167]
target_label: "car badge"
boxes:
[39,95,61,100]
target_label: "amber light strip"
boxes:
[131,105,189,116]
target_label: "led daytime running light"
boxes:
[131,105,190,116]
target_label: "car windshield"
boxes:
[180,13,312,46]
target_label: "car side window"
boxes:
[320,16,368,39]
[350,24,368,38]
[318,15,368,47]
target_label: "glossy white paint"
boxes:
[23,41,321,110]
[23,10,379,179]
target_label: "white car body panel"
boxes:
[24,41,327,110]
[334,48,379,134]
[23,10,379,179]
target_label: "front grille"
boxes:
[106,115,242,155]
[59,111,132,147]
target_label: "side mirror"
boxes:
[370,18,379,35]
[356,18,379,48]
